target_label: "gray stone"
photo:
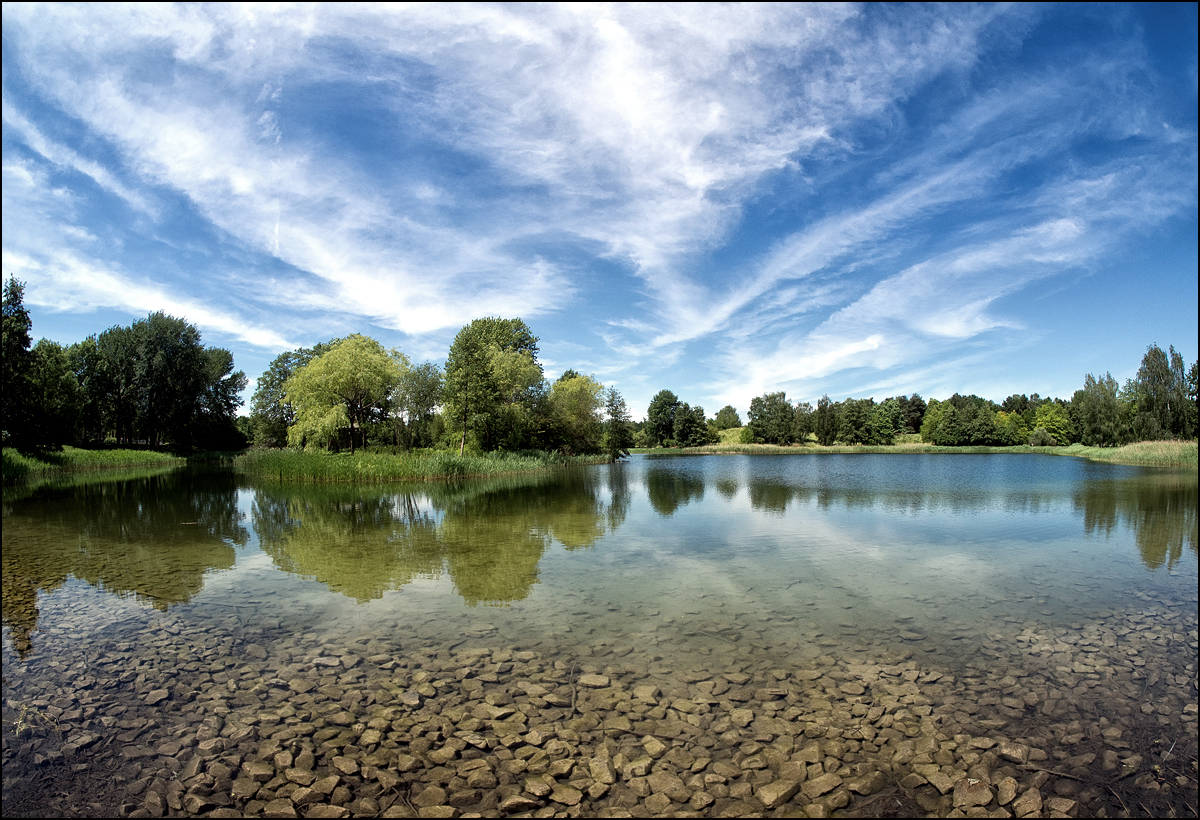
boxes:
[801,772,841,798]
[953,778,993,808]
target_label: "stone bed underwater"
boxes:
[2,453,1196,818]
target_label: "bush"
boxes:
[1029,427,1057,447]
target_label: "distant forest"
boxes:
[3,276,1197,455]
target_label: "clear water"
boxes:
[4,454,1194,671]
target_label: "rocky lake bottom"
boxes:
[3,582,1196,819]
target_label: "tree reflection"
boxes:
[2,469,245,658]
[645,466,705,517]
[251,468,628,606]
[1077,472,1198,570]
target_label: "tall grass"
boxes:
[235,448,610,483]
[2,446,184,484]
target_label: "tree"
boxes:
[713,405,741,430]
[814,394,838,446]
[868,397,901,445]
[792,402,814,443]
[96,324,139,444]
[602,386,634,460]
[250,340,339,447]
[393,361,444,449]
[549,372,604,454]
[444,323,498,455]
[195,347,248,450]
[646,390,680,447]
[748,392,794,444]
[838,398,876,445]
[28,339,82,446]
[2,277,33,445]
[902,394,926,433]
[285,335,403,454]
[1130,344,1191,440]
[1072,372,1129,447]
[673,403,711,448]
[1032,403,1075,446]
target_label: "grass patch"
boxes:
[235,447,611,483]
[2,446,184,484]
[632,438,1197,467]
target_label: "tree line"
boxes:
[3,278,247,451]
[248,317,634,460]
[660,343,1197,449]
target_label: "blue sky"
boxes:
[3,3,1196,420]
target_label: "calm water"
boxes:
[2,453,1197,815]
[3,454,1196,667]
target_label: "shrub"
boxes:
[1029,427,1057,447]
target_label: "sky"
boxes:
[3,3,1197,420]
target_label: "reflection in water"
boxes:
[252,466,631,606]
[645,465,705,517]
[1077,472,1198,570]
[1,469,246,658]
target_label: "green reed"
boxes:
[235,448,610,483]
[2,446,183,483]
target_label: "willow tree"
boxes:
[284,335,404,454]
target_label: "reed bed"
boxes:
[235,448,610,483]
[2,446,183,484]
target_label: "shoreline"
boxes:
[630,440,1198,468]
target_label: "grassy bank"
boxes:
[632,436,1197,467]
[235,448,611,483]
[2,446,184,484]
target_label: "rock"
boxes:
[1012,788,1042,818]
[590,757,617,785]
[416,808,458,818]
[927,771,956,795]
[231,777,260,799]
[838,682,866,696]
[801,773,841,798]
[306,807,349,818]
[997,776,1018,806]
[953,778,993,808]
[395,754,420,772]
[756,779,801,809]
[847,771,887,795]
[998,741,1030,765]
[642,736,668,758]
[263,798,298,818]
[143,790,165,817]
[578,674,610,688]
[499,795,541,813]
[311,776,341,795]
[730,708,754,728]
[332,756,359,775]
[550,785,583,806]
[413,786,448,808]
[145,689,170,705]
[647,771,690,802]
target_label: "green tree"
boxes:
[250,340,339,447]
[444,323,498,455]
[868,397,901,445]
[131,312,207,447]
[792,402,814,443]
[602,386,634,460]
[994,411,1028,446]
[2,277,33,445]
[919,399,944,443]
[1130,344,1191,440]
[1072,372,1130,447]
[1032,403,1075,445]
[285,335,403,454]
[673,403,712,448]
[713,405,741,430]
[68,336,109,445]
[901,394,927,433]
[814,394,838,446]
[646,390,680,447]
[748,392,794,444]
[28,339,82,446]
[96,324,139,444]
[393,361,444,449]
[549,372,604,454]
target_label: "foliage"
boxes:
[1072,372,1130,447]
[250,340,339,447]
[602,386,634,460]
[837,397,875,444]
[391,360,444,449]
[814,395,838,446]
[285,335,403,454]
[792,402,814,443]
[2,445,183,484]
[1129,344,1194,440]
[1028,427,1057,446]
[549,373,604,455]
[2,277,34,445]
[748,392,795,445]
[645,390,680,447]
[1032,403,1075,446]
[714,405,742,430]
[673,403,714,448]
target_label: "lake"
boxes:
[2,453,1196,818]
